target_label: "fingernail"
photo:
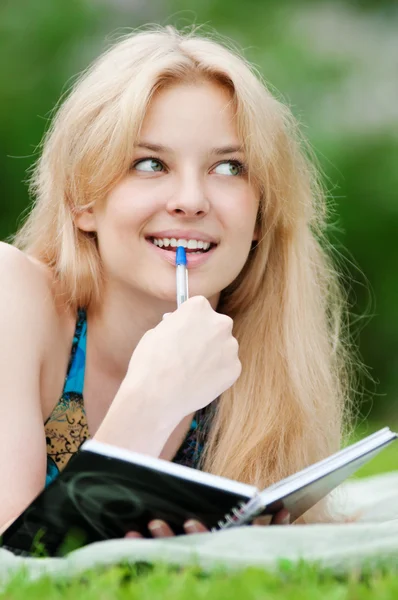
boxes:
[148,520,165,534]
[125,531,141,538]
[184,519,202,533]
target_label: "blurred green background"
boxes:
[1,0,397,432]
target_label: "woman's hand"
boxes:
[124,296,242,423]
[124,509,290,539]
[96,296,242,455]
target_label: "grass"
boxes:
[2,561,398,600]
[1,421,397,599]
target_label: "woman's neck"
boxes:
[86,286,175,383]
[85,279,220,384]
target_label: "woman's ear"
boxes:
[74,207,97,233]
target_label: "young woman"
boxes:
[0,25,355,538]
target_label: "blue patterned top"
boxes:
[44,309,211,487]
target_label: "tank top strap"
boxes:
[63,308,87,395]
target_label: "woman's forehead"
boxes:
[138,81,239,145]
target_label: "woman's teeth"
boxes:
[150,237,212,253]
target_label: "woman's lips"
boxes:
[145,239,217,267]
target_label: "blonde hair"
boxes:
[13,25,358,522]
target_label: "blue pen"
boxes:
[176,246,189,307]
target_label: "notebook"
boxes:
[2,427,396,557]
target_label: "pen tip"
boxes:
[176,246,187,266]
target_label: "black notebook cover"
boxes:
[3,428,396,557]
[1,447,254,556]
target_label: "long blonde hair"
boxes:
[13,25,358,522]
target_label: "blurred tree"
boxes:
[0,0,110,238]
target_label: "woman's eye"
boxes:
[134,158,164,172]
[213,161,245,176]
[132,158,245,176]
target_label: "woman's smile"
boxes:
[145,236,218,268]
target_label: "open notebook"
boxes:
[2,427,396,556]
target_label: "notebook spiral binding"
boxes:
[211,501,250,532]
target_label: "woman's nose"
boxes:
[166,176,210,217]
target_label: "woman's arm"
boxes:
[0,243,51,531]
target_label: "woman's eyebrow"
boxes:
[135,141,244,155]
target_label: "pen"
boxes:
[176,246,189,307]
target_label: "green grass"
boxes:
[1,422,397,599]
[2,561,398,600]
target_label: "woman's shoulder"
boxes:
[0,242,75,355]
[0,242,51,284]
[0,242,71,315]
[0,243,77,416]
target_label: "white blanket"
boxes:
[1,472,397,585]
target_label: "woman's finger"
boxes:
[126,519,209,539]
[183,519,209,534]
[252,515,272,527]
[148,519,175,538]
[125,531,143,538]
[270,509,290,525]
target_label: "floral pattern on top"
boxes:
[44,309,213,487]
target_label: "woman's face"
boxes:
[77,80,260,306]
